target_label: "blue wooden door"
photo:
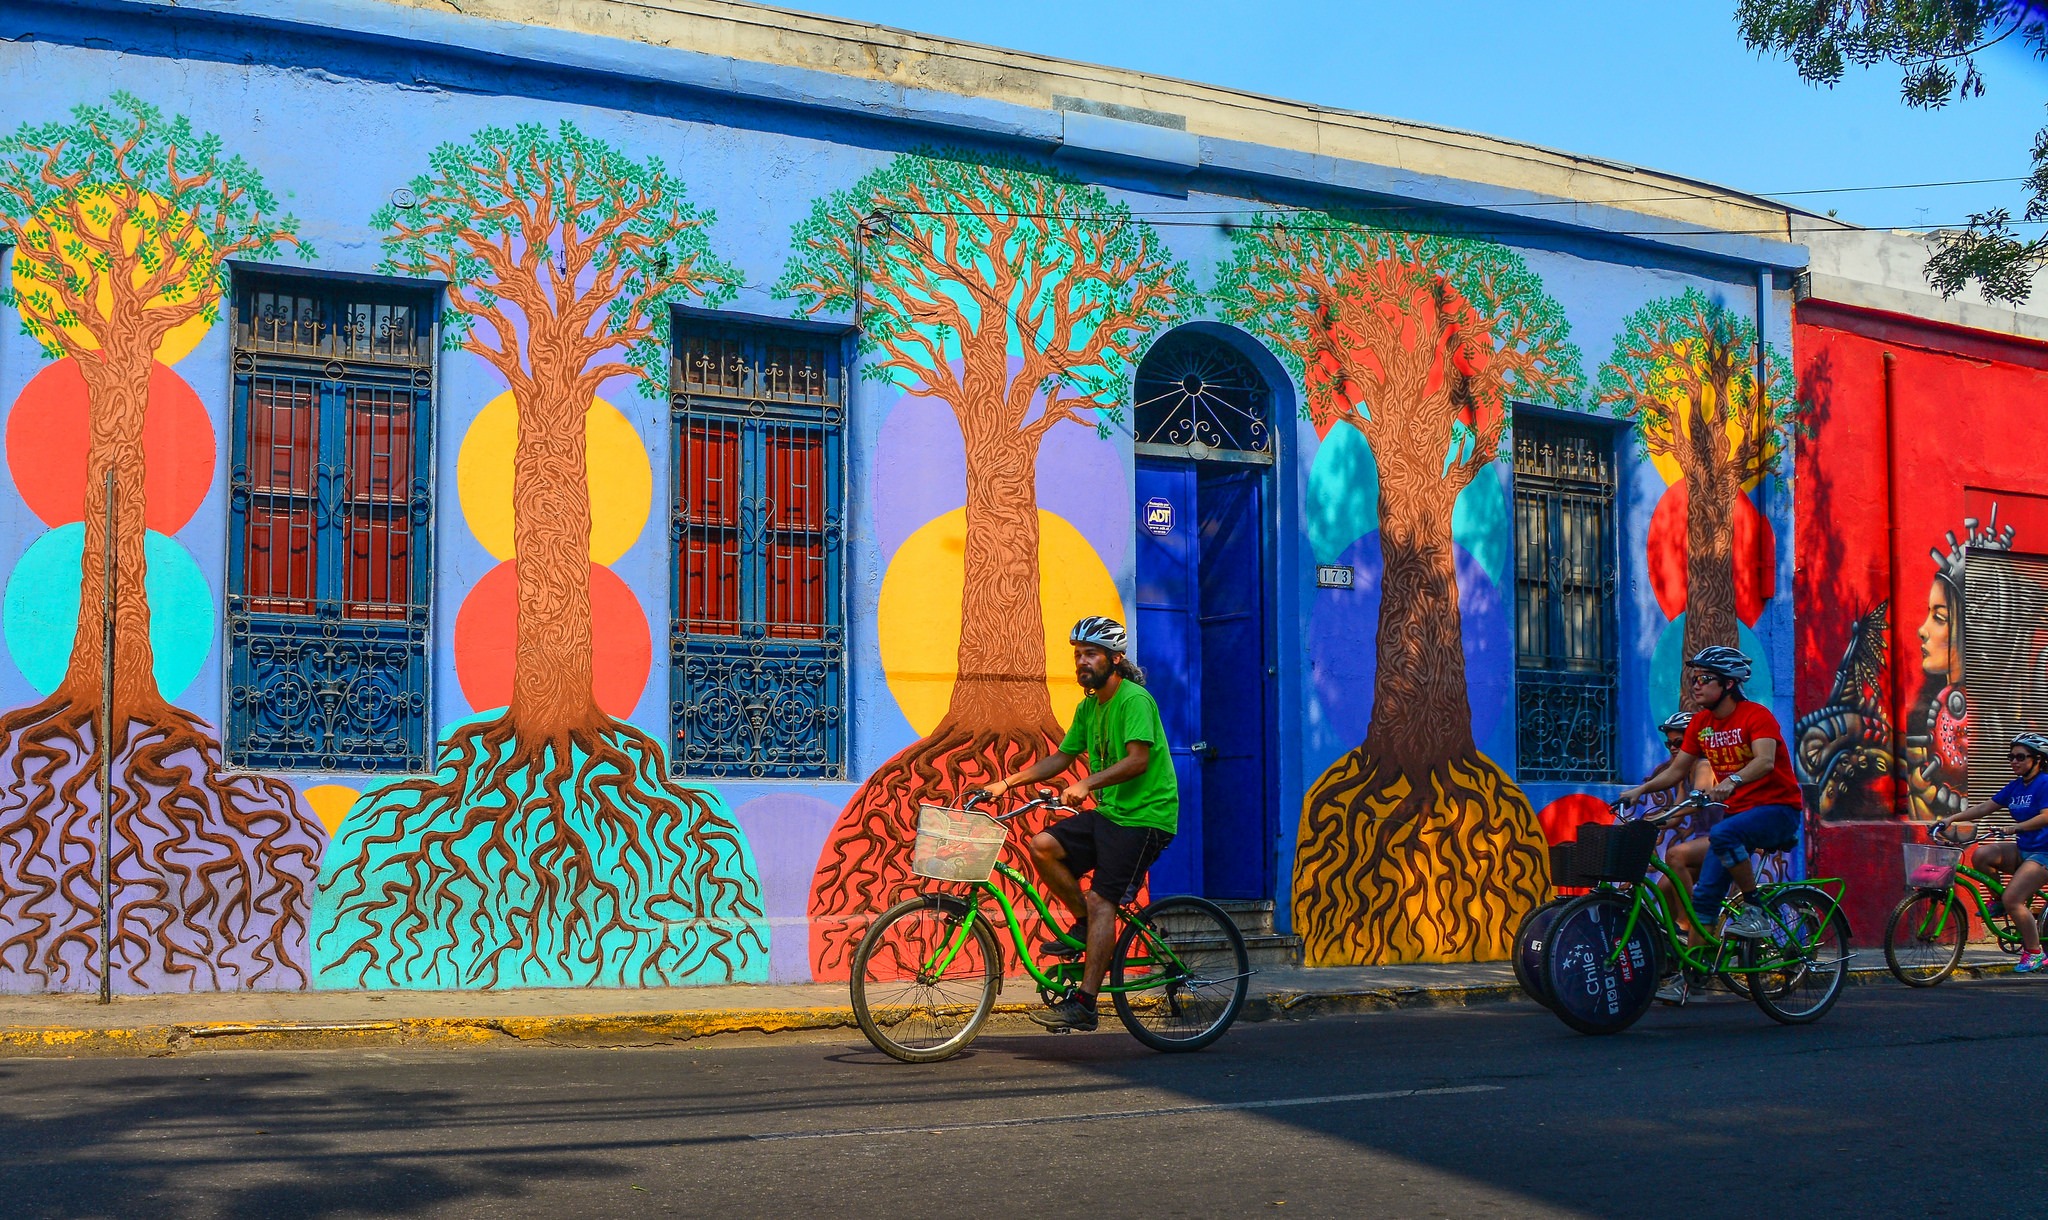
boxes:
[1134,460,1202,896]
[1196,467,1273,900]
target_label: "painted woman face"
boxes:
[1919,579,1954,680]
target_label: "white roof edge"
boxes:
[1799,228,2048,344]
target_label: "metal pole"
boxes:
[97,468,115,1006]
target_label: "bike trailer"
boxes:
[910,804,1008,883]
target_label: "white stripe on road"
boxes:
[748,1084,1503,1142]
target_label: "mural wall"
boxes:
[0,6,1801,989]
[1795,299,2048,941]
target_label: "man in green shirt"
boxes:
[978,616,1178,1032]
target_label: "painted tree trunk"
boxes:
[1292,438,1547,966]
[509,371,600,742]
[941,427,1053,733]
[61,340,165,723]
[1678,414,1740,708]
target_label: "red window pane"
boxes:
[683,534,740,634]
[344,508,411,620]
[348,390,413,503]
[683,421,740,526]
[249,379,317,494]
[764,430,823,530]
[765,536,825,639]
[244,501,317,614]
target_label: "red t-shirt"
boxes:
[1680,700,1802,813]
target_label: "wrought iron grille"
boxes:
[671,318,846,780]
[224,274,434,773]
[1513,417,1619,782]
[1132,330,1272,457]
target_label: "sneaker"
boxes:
[1037,921,1088,959]
[2017,953,2046,974]
[1723,898,1777,941]
[1654,976,1689,1006]
[1028,992,1099,1032]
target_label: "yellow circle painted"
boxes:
[878,508,1125,737]
[1640,342,1769,491]
[456,391,653,564]
[12,187,216,365]
[302,784,361,836]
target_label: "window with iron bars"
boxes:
[224,272,435,772]
[1513,416,1619,782]
[671,318,847,779]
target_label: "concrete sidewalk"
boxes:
[0,950,2016,1057]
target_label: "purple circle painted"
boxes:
[867,367,1129,574]
[1308,534,1509,761]
[730,791,843,984]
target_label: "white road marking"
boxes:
[748,1084,1503,1141]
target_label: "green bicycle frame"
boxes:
[1910,865,2029,945]
[906,861,1194,996]
[1595,856,1847,975]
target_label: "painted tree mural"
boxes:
[0,93,322,990]
[1217,214,1582,966]
[1596,288,1796,706]
[779,151,1193,978]
[311,122,767,988]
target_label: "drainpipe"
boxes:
[1882,350,1902,822]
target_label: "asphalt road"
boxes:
[4,980,2045,1219]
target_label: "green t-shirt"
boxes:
[1059,679,1178,833]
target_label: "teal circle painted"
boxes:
[1306,423,1511,585]
[1650,615,1774,727]
[3,524,215,700]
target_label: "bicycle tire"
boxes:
[1542,892,1659,1035]
[1110,895,1250,1053]
[1513,896,1573,1010]
[1741,887,1851,1025]
[850,894,1003,1063]
[1884,889,1968,987]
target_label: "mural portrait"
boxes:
[309,121,769,989]
[1215,214,1582,966]
[1795,601,1895,820]
[780,150,1194,979]
[0,93,326,992]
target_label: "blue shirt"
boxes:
[1996,774,2048,853]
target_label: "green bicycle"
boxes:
[1520,793,1852,1034]
[1884,826,2046,985]
[848,791,1253,1063]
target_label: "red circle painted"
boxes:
[6,358,215,533]
[453,560,653,719]
[1646,482,1777,627]
[1537,793,1613,847]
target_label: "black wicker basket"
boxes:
[1571,820,1659,884]
[1549,842,1598,890]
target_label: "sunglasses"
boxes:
[1687,673,1724,687]
[2012,753,2035,762]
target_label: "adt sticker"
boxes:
[1143,497,1175,537]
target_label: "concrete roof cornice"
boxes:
[45,0,1832,267]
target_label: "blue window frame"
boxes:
[224,273,435,772]
[671,318,846,780]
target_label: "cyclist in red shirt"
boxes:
[1620,647,1802,939]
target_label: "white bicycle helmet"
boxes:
[1686,645,1753,684]
[1069,616,1129,654]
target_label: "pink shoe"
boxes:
[2017,953,2046,974]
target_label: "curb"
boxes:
[0,958,2020,1058]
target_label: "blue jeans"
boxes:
[1692,803,1801,921]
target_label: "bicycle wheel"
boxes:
[1542,892,1659,1035]
[1884,889,1968,987]
[1513,897,1572,1010]
[1741,887,1850,1025]
[849,894,1003,1063]
[1110,895,1250,1053]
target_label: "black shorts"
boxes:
[1045,808,1173,906]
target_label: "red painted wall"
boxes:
[1795,299,2048,943]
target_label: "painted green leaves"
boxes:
[0,92,304,359]
[373,121,739,396]
[774,149,1195,435]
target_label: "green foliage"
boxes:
[773,149,1195,435]
[1211,209,1583,438]
[373,121,739,397]
[0,91,303,359]
[1596,287,1801,478]
[1737,1,2048,302]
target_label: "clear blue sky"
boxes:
[776,0,2047,231]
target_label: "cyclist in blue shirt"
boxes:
[1934,731,2048,974]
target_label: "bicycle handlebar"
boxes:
[962,787,1077,824]
[1613,790,1724,828]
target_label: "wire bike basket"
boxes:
[1571,820,1660,884]
[910,804,1009,883]
[1902,841,1963,891]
